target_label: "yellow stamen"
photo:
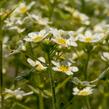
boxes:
[78,91,90,96]
[35,64,45,71]
[20,6,27,13]
[84,37,92,42]
[59,65,69,72]
[57,38,67,45]
[33,36,43,42]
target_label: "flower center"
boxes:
[33,36,43,42]
[59,65,69,72]
[36,63,45,71]
[84,37,92,42]
[20,6,27,13]
[57,38,67,45]
[78,91,90,96]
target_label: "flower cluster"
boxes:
[2,0,109,109]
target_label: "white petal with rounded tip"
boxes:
[52,61,59,66]
[66,71,73,75]
[27,58,36,67]
[38,57,46,63]
[102,52,109,60]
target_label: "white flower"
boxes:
[64,7,90,25]
[24,29,48,43]
[51,30,68,47]
[31,14,51,26]
[49,28,65,37]
[94,21,109,34]
[27,57,47,71]
[77,30,104,43]
[4,17,23,27]
[50,28,77,47]
[73,87,93,96]
[5,88,33,100]
[73,10,90,25]
[4,16,25,33]
[52,61,78,75]
[15,2,35,14]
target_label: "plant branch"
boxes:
[47,51,56,109]
[84,52,90,80]
[90,66,109,83]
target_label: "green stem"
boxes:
[84,52,90,80]
[81,0,85,11]
[84,51,91,109]
[11,102,31,109]
[90,66,109,83]
[0,42,4,109]
[85,97,91,109]
[0,19,4,109]
[49,0,57,20]
[39,91,44,109]
[47,52,56,109]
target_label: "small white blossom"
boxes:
[15,2,35,14]
[77,30,105,43]
[4,17,23,27]
[93,22,109,35]
[5,88,33,100]
[73,10,90,25]
[31,14,51,26]
[24,29,48,43]
[52,61,78,75]
[27,57,47,71]
[50,28,77,47]
[64,7,90,25]
[73,87,93,96]
[4,16,25,33]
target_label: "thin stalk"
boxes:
[11,102,31,109]
[86,97,91,109]
[49,0,57,20]
[84,51,91,109]
[84,52,90,80]
[14,63,19,88]
[39,91,44,109]
[38,73,44,109]
[0,42,4,109]
[81,0,85,11]
[0,19,4,109]
[47,52,56,109]
[90,66,109,83]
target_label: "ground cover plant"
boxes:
[0,0,109,109]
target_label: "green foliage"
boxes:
[1,0,109,109]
